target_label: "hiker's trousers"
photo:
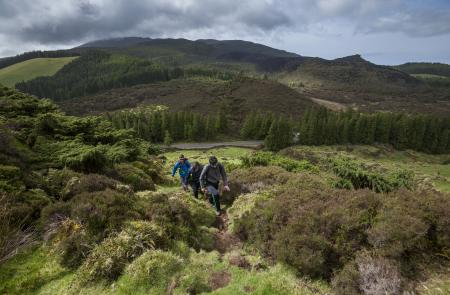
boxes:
[206,182,221,212]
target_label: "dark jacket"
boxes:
[200,163,228,188]
[189,165,203,184]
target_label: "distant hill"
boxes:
[275,55,422,93]
[0,57,78,87]
[393,62,450,89]
[4,37,450,116]
[394,62,450,77]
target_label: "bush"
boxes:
[41,189,139,239]
[332,253,403,295]
[332,261,361,295]
[0,193,36,263]
[367,189,450,259]
[61,173,121,201]
[118,250,183,293]
[57,141,109,173]
[329,157,414,193]
[41,168,80,199]
[241,151,318,173]
[231,178,450,286]
[53,219,94,269]
[139,192,215,249]
[112,163,155,191]
[175,251,222,294]
[77,221,167,283]
[7,189,51,226]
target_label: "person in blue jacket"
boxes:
[171,154,191,191]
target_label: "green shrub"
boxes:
[118,250,183,293]
[175,251,222,294]
[61,173,120,201]
[53,219,94,269]
[41,168,80,199]
[241,151,318,173]
[329,157,414,193]
[42,189,138,240]
[232,181,450,285]
[60,143,108,173]
[77,221,166,283]
[367,189,450,259]
[68,189,139,237]
[0,165,24,193]
[139,192,215,249]
[105,139,142,163]
[112,163,155,191]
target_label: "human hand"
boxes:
[202,188,208,193]
[223,185,230,192]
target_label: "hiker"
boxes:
[188,161,203,199]
[171,154,191,191]
[200,156,230,215]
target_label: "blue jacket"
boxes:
[172,160,191,177]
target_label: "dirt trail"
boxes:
[213,211,242,254]
[171,140,263,150]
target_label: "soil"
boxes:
[213,212,242,254]
[209,270,232,290]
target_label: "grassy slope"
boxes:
[0,57,77,87]
[0,145,448,294]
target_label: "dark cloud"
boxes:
[1,0,293,44]
[0,0,448,63]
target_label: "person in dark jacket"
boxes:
[171,154,191,191]
[200,156,230,215]
[188,162,203,199]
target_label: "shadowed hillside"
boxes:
[58,77,316,122]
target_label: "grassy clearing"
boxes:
[0,57,77,87]
[290,145,450,192]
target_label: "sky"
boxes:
[0,0,449,65]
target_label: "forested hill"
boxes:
[3,37,449,116]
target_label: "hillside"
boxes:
[1,85,449,293]
[2,37,448,116]
[273,55,450,115]
[0,57,78,87]
[394,62,450,77]
[58,77,316,122]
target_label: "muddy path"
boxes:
[213,211,242,254]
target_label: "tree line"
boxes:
[16,50,237,100]
[106,107,228,144]
[241,107,450,154]
[0,50,79,70]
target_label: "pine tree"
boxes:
[164,130,173,146]
[241,111,256,138]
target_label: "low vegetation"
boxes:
[1,85,449,294]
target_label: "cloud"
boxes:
[0,0,449,63]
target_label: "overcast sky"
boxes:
[1,0,449,64]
